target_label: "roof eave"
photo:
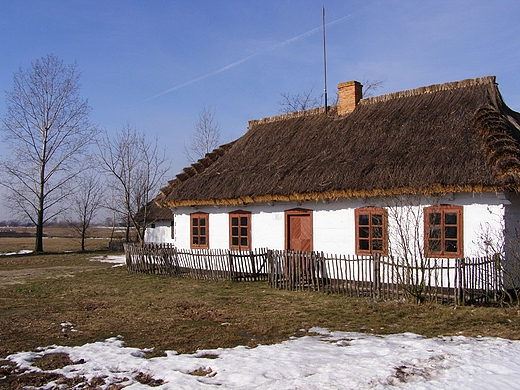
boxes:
[162,184,510,208]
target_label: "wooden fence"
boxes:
[268,251,503,304]
[124,243,269,281]
[124,244,505,304]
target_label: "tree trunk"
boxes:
[35,208,44,252]
[81,229,86,252]
[35,167,45,252]
[126,214,131,242]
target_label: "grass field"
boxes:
[1,233,520,363]
[0,226,126,253]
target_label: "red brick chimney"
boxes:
[337,81,362,115]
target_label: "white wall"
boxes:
[169,192,512,258]
[144,221,174,244]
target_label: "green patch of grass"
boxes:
[1,253,520,359]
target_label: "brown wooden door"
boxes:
[285,209,313,252]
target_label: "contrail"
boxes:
[142,10,361,102]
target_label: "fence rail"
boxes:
[124,244,505,304]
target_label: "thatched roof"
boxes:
[134,195,173,223]
[161,76,520,208]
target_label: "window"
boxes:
[150,223,155,229]
[355,207,388,255]
[170,219,174,240]
[190,213,209,249]
[424,205,463,258]
[229,211,251,250]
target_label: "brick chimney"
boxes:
[337,81,362,115]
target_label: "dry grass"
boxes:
[1,249,520,362]
[0,226,126,253]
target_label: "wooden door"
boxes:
[285,209,313,252]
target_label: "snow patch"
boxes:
[5,331,520,389]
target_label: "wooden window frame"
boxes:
[355,207,388,255]
[424,205,463,258]
[190,212,209,249]
[229,210,251,250]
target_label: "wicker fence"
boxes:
[124,243,505,304]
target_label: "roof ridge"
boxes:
[360,76,497,106]
[248,106,336,129]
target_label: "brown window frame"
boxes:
[229,211,251,250]
[355,207,388,255]
[190,212,209,249]
[424,205,463,258]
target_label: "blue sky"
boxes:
[1,0,520,219]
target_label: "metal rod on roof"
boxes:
[322,7,328,113]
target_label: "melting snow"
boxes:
[6,328,520,389]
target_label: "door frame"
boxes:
[284,208,313,251]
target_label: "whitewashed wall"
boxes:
[144,221,174,244]
[169,192,514,258]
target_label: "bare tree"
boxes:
[278,88,322,114]
[278,79,385,114]
[184,105,221,163]
[362,78,385,98]
[385,196,429,302]
[66,168,105,251]
[97,125,170,244]
[0,54,98,252]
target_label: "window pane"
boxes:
[429,226,441,239]
[445,212,457,225]
[358,214,369,225]
[193,236,199,245]
[240,216,248,226]
[192,227,198,236]
[372,240,383,251]
[429,213,441,225]
[445,226,457,239]
[241,237,248,246]
[232,227,238,236]
[445,240,458,252]
[359,227,369,238]
[192,218,199,227]
[199,218,206,226]
[372,214,383,225]
[200,237,206,245]
[200,227,206,235]
[372,227,383,239]
[241,227,248,236]
[231,217,238,226]
[232,237,238,246]
[429,240,441,253]
[359,240,369,250]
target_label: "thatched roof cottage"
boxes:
[153,76,520,260]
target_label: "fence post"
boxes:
[250,250,257,281]
[267,250,274,287]
[228,250,235,281]
[458,257,465,305]
[373,254,381,299]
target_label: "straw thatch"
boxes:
[160,76,520,208]
[134,195,173,224]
